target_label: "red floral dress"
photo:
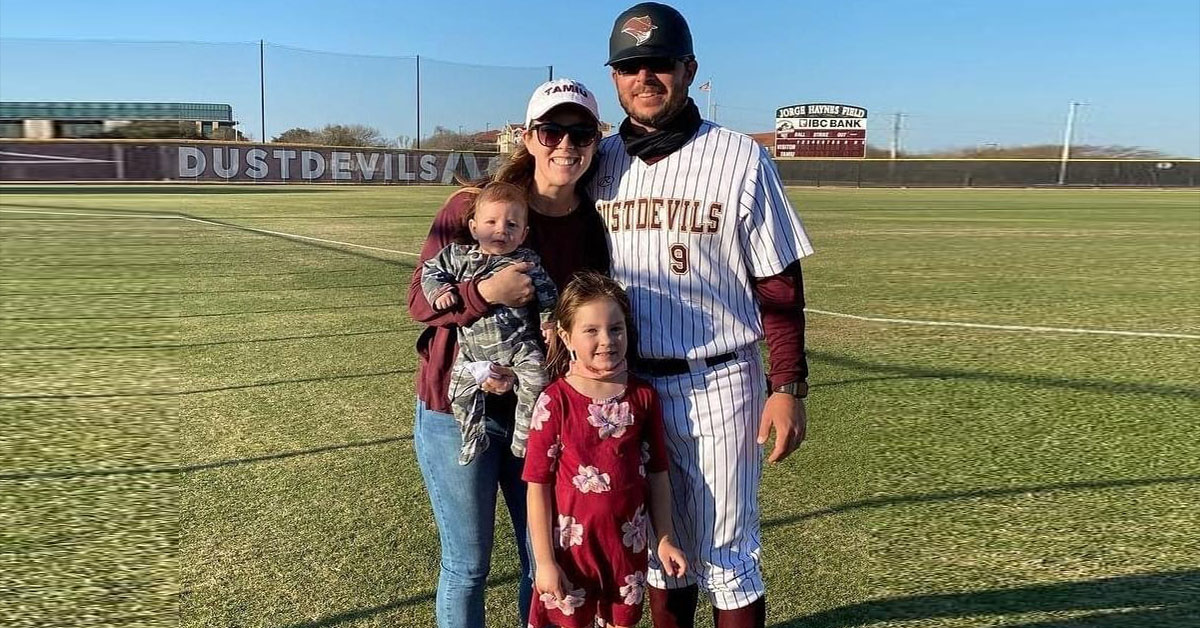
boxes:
[522,376,670,628]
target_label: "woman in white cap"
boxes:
[407,78,608,628]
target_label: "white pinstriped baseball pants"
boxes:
[642,347,767,610]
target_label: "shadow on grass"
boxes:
[2,281,399,297]
[276,573,521,628]
[1,367,415,400]
[3,203,421,268]
[762,475,1199,529]
[771,570,1200,628]
[17,260,252,268]
[0,328,409,352]
[809,350,1200,400]
[2,300,402,322]
[0,268,372,281]
[811,374,945,389]
[0,434,413,481]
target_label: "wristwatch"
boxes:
[771,381,809,399]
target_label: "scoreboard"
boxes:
[775,103,868,158]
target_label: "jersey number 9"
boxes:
[669,244,689,275]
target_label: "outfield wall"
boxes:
[775,158,1200,187]
[2,140,1198,187]
[0,140,501,184]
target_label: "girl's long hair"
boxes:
[545,271,635,379]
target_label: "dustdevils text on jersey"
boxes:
[590,122,813,362]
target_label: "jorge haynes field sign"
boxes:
[775,103,868,158]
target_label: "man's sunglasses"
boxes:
[612,56,685,76]
[533,123,599,148]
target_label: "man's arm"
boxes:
[754,261,809,463]
[754,260,809,393]
[738,144,814,463]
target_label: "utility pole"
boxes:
[890,112,906,159]
[706,77,713,120]
[1057,101,1084,185]
[259,40,266,142]
[415,55,421,149]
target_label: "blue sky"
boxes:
[1,0,1197,156]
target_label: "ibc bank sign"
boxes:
[775,103,868,158]
[177,145,502,183]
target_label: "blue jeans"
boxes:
[414,399,534,628]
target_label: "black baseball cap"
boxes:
[607,2,694,66]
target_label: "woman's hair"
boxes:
[491,142,537,190]
[545,271,635,379]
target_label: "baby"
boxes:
[420,181,557,464]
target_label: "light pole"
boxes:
[890,112,906,159]
[1057,102,1085,185]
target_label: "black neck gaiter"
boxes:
[619,99,703,162]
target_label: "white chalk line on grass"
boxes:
[178,217,418,256]
[7,208,1195,340]
[807,309,1200,340]
[0,208,181,219]
[0,208,418,257]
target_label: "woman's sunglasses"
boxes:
[533,123,599,148]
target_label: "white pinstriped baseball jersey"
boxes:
[589,121,814,361]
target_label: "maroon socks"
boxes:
[648,586,765,628]
[648,585,699,628]
[713,596,766,628]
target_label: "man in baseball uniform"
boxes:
[588,3,814,627]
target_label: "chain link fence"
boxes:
[0,38,550,146]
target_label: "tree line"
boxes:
[94,120,247,141]
[271,124,496,151]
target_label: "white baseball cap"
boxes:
[525,79,600,128]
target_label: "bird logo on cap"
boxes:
[621,16,657,45]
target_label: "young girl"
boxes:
[523,272,688,628]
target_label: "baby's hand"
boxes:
[481,364,515,395]
[657,537,689,578]
[433,290,460,311]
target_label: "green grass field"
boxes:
[2,185,1198,628]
